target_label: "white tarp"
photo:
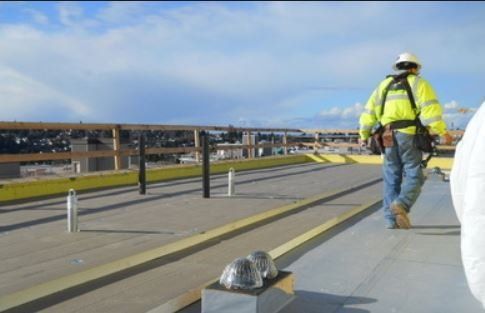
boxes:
[450,102,485,309]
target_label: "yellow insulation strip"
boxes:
[0,155,311,202]
[0,154,453,202]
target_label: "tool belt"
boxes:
[371,121,408,154]
[371,119,434,155]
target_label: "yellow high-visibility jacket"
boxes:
[359,73,447,140]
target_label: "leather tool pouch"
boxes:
[370,125,384,154]
[382,125,394,147]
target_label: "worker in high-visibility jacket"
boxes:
[359,52,453,229]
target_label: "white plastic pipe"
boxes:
[228,168,235,196]
[67,189,79,232]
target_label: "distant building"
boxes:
[0,163,20,179]
[178,155,199,164]
[241,135,274,158]
[216,143,243,160]
[257,140,274,157]
[242,133,257,158]
[71,138,134,173]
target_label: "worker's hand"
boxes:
[441,132,453,145]
[359,138,368,148]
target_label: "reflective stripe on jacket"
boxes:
[359,74,447,140]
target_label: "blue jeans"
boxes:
[382,131,424,225]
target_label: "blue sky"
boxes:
[1,1,484,129]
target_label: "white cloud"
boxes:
[0,3,483,127]
[442,100,478,129]
[445,100,459,110]
[0,67,91,121]
[319,103,364,119]
[24,9,49,25]
[58,2,86,28]
[96,2,147,24]
[311,99,477,130]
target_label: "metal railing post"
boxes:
[67,189,79,232]
[138,134,146,195]
[247,131,253,159]
[228,168,235,196]
[112,126,122,171]
[283,131,288,155]
[271,134,275,156]
[194,129,201,163]
[201,131,210,198]
[314,132,319,153]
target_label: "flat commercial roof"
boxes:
[275,176,482,313]
[2,163,480,313]
[1,163,381,312]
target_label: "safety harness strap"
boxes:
[377,72,436,167]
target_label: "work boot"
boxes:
[391,202,411,229]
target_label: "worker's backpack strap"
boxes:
[400,75,434,153]
[378,72,435,155]
[379,72,412,117]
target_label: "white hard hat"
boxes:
[393,52,422,71]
